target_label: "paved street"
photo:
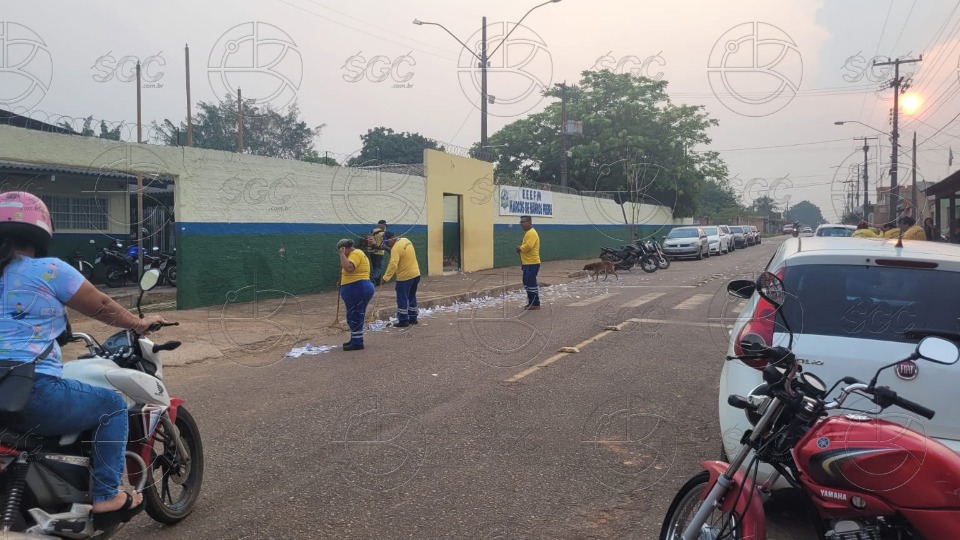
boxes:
[113,236,816,540]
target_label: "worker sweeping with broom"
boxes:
[337,238,375,351]
[380,232,420,327]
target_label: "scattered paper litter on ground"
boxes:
[285,343,337,358]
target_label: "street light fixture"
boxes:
[834,120,889,136]
[413,0,562,159]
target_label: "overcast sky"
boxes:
[4,0,959,222]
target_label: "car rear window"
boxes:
[731,227,743,233]
[817,228,852,237]
[777,264,960,343]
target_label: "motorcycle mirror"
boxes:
[139,268,161,292]
[755,272,786,308]
[727,279,755,299]
[916,336,960,365]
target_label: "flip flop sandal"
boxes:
[92,491,145,530]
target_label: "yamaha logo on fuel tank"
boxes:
[895,360,918,381]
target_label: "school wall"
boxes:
[0,125,427,310]
[492,186,687,267]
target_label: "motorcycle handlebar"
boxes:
[147,321,179,332]
[873,386,936,420]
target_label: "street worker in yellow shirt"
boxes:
[337,238,375,351]
[852,220,879,238]
[381,232,421,327]
[515,215,541,310]
[896,216,926,241]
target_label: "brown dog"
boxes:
[583,261,619,282]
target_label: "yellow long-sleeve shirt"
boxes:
[371,228,385,256]
[382,238,421,282]
[519,228,541,265]
[852,228,879,238]
[340,249,370,285]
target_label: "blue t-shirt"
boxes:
[0,256,84,377]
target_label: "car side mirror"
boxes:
[756,272,786,307]
[727,279,756,299]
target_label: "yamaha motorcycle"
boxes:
[660,271,960,539]
[96,242,163,288]
[0,269,202,539]
[599,244,658,273]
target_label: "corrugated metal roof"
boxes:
[0,159,173,182]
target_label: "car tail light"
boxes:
[733,267,785,370]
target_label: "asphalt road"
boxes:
[116,236,818,540]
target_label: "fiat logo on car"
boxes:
[895,360,918,381]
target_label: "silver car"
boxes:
[663,226,710,260]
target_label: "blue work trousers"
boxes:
[341,280,375,345]
[522,264,541,306]
[395,275,420,323]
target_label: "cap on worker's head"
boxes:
[378,220,387,225]
[898,216,916,226]
[337,238,353,249]
[383,231,397,241]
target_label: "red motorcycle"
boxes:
[660,271,960,539]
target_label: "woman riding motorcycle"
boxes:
[0,192,166,527]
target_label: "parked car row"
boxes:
[661,224,762,260]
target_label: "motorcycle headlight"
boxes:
[745,383,772,427]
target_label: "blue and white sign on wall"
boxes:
[498,186,554,217]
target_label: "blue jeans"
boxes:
[341,280,375,345]
[369,254,384,283]
[395,275,420,323]
[15,374,129,503]
[522,264,540,306]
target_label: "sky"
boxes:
[3,0,960,223]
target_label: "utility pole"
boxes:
[912,131,917,216]
[237,87,243,153]
[854,136,877,223]
[874,55,922,223]
[480,16,488,156]
[559,82,568,188]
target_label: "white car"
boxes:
[814,224,855,237]
[718,225,735,253]
[719,237,960,489]
[702,226,729,256]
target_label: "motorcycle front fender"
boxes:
[700,460,766,540]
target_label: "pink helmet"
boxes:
[0,192,53,256]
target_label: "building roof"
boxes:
[0,109,77,135]
[0,158,174,184]
[925,169,960,198]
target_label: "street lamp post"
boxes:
[414,0,561,158]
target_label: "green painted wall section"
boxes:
[442,222,461,262]
[493,225,679,268]
[176,233,428,311]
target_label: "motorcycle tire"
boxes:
[143,406,204,525]
[165,264,177,287]
[660,470,742,540]
[104,265,126,288]
[639,255,658,273]
[657,256,670,270]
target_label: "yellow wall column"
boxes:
[424,149,494,276]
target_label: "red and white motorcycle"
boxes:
[0,268,203,539]
[661,271,960,539]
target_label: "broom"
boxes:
[329,280,345,330]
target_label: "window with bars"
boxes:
[39,195,109,231]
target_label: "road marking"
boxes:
[568,293,618,307]
[673,294,713,310]
[622,292,666,308]
[637,318,734,329]
[505,317,639,383]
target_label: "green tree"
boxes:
[751,195,777,215]
[473,71,725,217]
[698,178,746,223]
[58,116,121,140]
[152,96,322,160]
[784,201,826,226]
[347,127,442,165]
[303,150,340,167]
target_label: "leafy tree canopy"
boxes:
[347,127,442,166]
[784,200,827,226]
[473,70,726,217]
[152,95,322,161]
